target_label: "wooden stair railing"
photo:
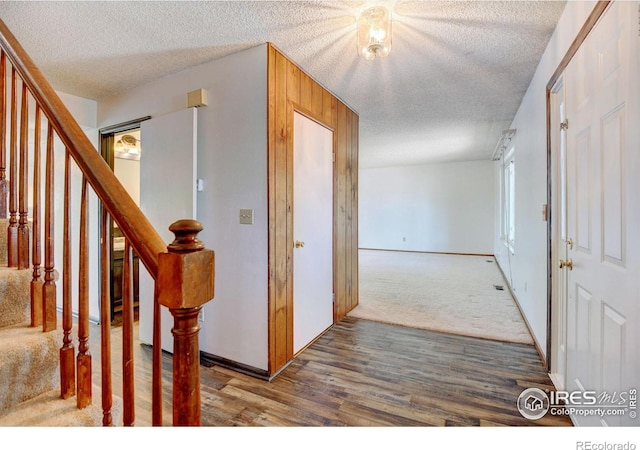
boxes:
[0,19,215,426]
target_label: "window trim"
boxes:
[501,147,515,254]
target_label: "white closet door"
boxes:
[293,112,334,354]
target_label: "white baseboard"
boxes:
[548,371,565,391]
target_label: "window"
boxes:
[501,148,515,253]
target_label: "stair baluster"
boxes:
[60,149,74,398]
[76,176,91,409]
[0,51,7,218]
[18,82,29,269]
[42,122,56,332]
[152,285,162,426]
[122,240,135,426]
[30,105,42,327]
[8,67,17,266]
[100,209,113,426]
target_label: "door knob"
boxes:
[559,259,573,270]
[566,238,574,250]
[294,240,305,248]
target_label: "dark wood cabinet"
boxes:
[110,248,140,321]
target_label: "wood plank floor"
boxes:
[90,317,572,427]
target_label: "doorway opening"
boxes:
[99,117,149,326]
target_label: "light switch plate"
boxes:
[239,209,253,225]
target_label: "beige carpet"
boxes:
[348,250,534,345]
[0,267,32,328]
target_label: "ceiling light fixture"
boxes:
[357,6,392,60]
[115,134,141,160]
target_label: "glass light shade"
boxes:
[357,6,392,60]
[114,135,141,160]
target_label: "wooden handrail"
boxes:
[0,18,165,278]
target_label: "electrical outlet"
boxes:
[198,309,204,323]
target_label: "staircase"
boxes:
[0,287,110,426]
[0,220,121,426]
[0,18,215,426]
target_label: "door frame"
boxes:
[545,1,611,372]
[287,102,337,358]
[549,75,567,389]
[98,116,150,321]
[289,102,336,355]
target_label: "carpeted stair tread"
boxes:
[0,323,62,413]
[0,267,32,328]
[0,218,8,267]
[0,220,123,426]
[0,387,124,426]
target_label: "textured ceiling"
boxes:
[0,1,566,168]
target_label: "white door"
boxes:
[138,107,198,352]
[563,1,639,426]
[293,112,333,354]
[550,77,568,390]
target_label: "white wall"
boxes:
[98,45,269,370]
[113,158,140,206]
[493,1,598,357]
[360,160,495,255]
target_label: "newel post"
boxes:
[157,219,215,426]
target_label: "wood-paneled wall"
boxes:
[267,43,359,375]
